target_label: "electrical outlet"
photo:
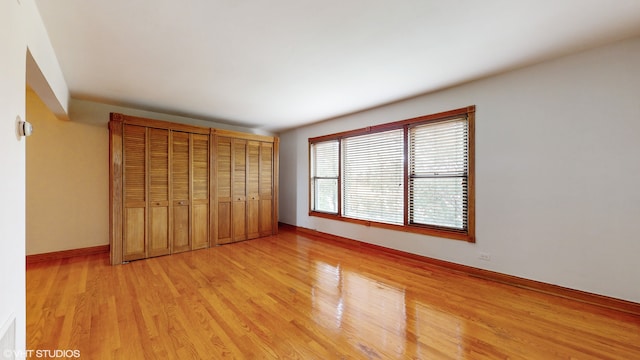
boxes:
[479,252,491,261]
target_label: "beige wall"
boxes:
[26,88,109,255]
[26,94,268,255]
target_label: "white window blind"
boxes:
[409,118,468,230]
[342,129,404,224]
[311,140,339,213]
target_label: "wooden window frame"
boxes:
[308,106,475,242]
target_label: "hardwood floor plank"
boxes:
[27,227,640,359]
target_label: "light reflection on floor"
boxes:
[312,261,465,358]
[312,262,406,356]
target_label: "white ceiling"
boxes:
[35,0,640,133]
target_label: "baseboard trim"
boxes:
[26,245,110,264]
[280,223,640,317]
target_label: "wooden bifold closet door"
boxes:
[148,128,171,258]
[246,141,260,239]
[258,142,274,237]
[191,133,210,250]
[171,131,210,253]
[110,113,276,265]
[213,134,278,245]
[122,124,147,261]
[121,125,173,261]
[171,131,190,253]
[214,136,232,245]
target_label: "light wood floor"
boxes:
[27,227,640,359]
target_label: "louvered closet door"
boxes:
[246,141,260,239]
[123,125,147,261]
[172,131,191,253]
[191,134,209,250]
[215,137,232,245]
[232,139,247,242]
[259,142,274,236]
[148,128,171,257]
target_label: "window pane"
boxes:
[314,178,338,213]
[343,130,404,225]
[312,141,338,177]
[410,177,467,229]
[410,118,467,177]
[409,118,468,230]
[311,140,339,213]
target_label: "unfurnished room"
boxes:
[2,1,640,359]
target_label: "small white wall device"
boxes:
[18,119,33,137]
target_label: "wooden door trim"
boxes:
[108,119,123,265]
[112,112,210,134]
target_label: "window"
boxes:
[309,106,475,242]
[343,129,404,224]
[409,118,468,230]
[310,140,339,213]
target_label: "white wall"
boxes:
[0,0,70,356]
[280,36,640,303]
[22,0,69,120]
[0,0,27,354]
